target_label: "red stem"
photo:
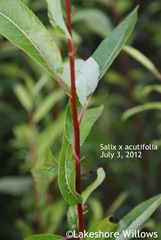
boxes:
[66,0,84,233]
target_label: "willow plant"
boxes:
[0,0,161,239]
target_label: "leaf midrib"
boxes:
[116,195,161,240]
[99,23,130,79]
[0,11,58,78]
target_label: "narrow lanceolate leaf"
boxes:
[46,0,70,39]
[34,148,59,175]
[46,147,58,165]
[72,8,112,38]
[58,135,82,206]
[107,191,130,215]
[82,168,105,204]
[31,168,54,192]
[111,194,161,240]
[34,164,58,175]
[0,176,31,196]
[33,89,64,122]
[65,105,103,145]
[143,85,161,96]
[0,0,63,79]
[24,234,63,240]
[123,45,161,80]
[80,106,104,145]
[36,113,64,155]
[93,7,138,80]
[122,102,161,120]
[87,217,116,240]
[14,84,32,111]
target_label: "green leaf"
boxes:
[46,0,70,39]
[43,201,66,233]
[93,7,138,80]
[34,148,58,175]
[0,102,16,116]
[34,89,64,122]
[65,104,75,144]
[89,217,116,232]
[87,217,116,240]
[88,198,104,228]
[31,168,55,192]
[58,135,82,206]
[0,0,63,79]
[17,219,33,238]
[12,123,30,143]
[46,147,58,165]
[0,176,31,196]
[80,106,104,145]
[36,113,64,155]
[65,105,103,145]
[33,74,49,96]
[0,63,22,78]
[75,57,100,105]
[34,164,58,175]
[122,102,161,120]
[123,45,161,80]
[111,194,161,240]
[142,85,161,96]
[82,168,105,204]
[14,84,32,111]
[67,206,78,232]
[72,8,112,38]
[61,59,85,86]
[24,234,63,240]
[107,191,130,215]
[61,58,100,105]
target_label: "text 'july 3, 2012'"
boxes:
[99,143,158,159]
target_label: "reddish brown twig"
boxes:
[65,0,84,233]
